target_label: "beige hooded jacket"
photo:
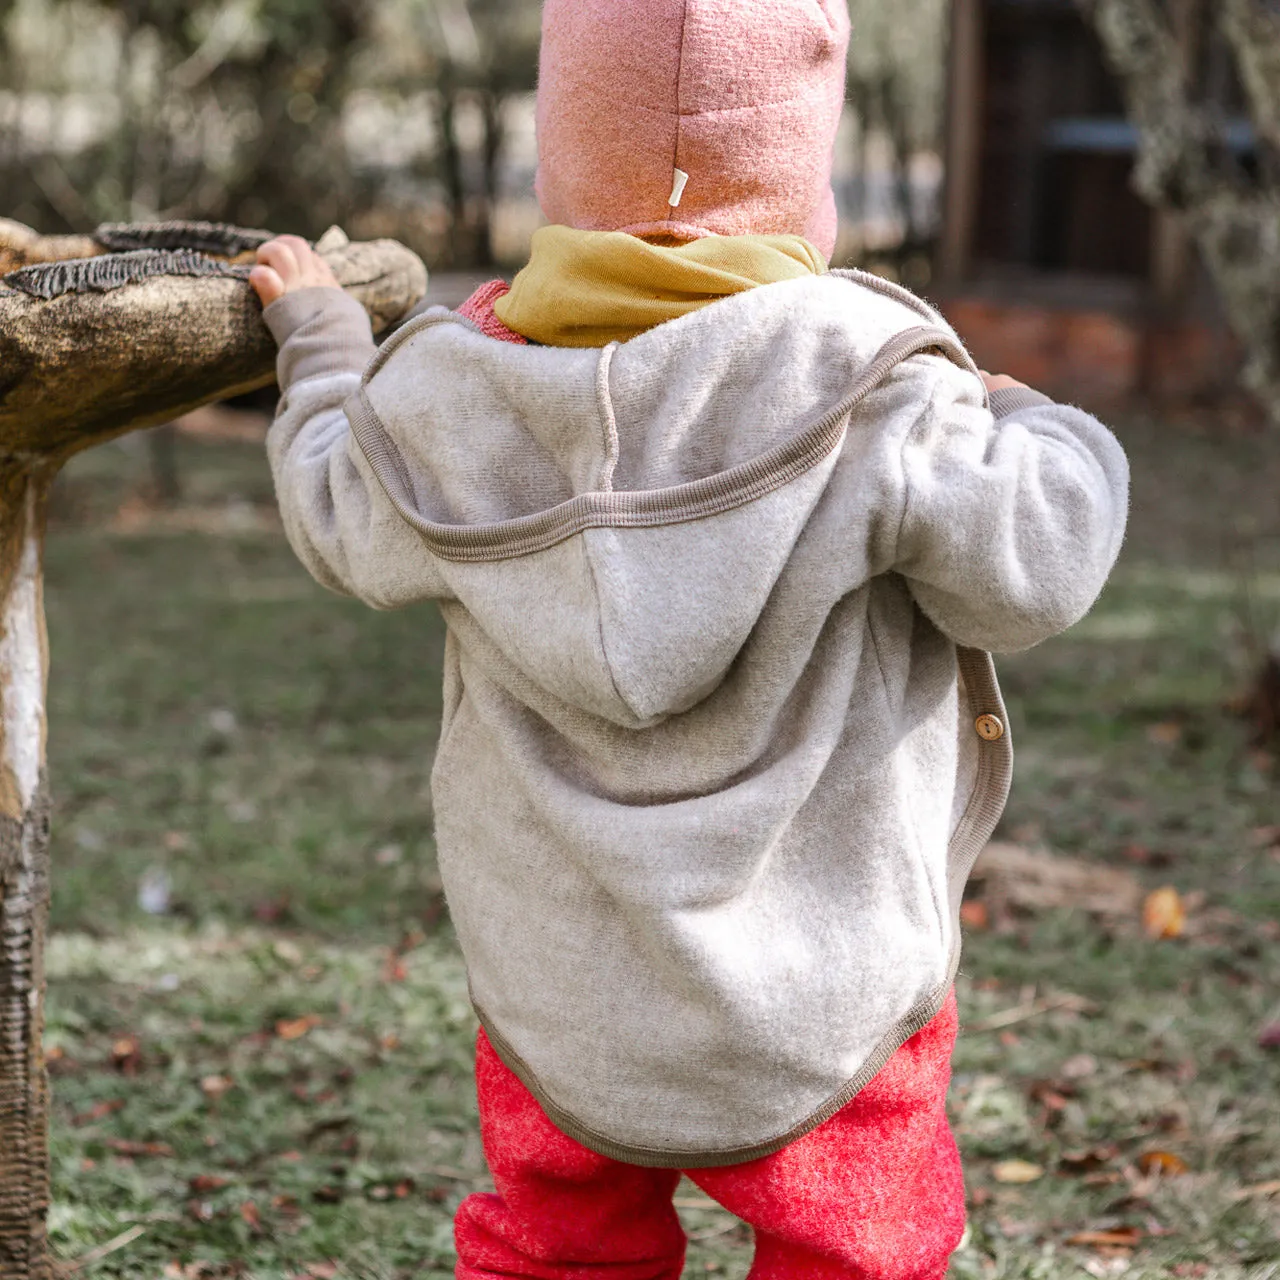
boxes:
[263,269,1129,1166]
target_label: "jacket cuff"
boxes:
[264,287,377,386]
[989,386,1055,419]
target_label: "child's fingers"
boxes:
[980,371,1028,393]
[248,264,286,306]
[255,235,340,292]
[255,237,304,283]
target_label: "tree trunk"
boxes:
[0,470,52,1280]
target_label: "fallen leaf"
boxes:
[73,1098,125,1126]
[312,1185,344,1204]
[960,900,989,931]
[107,1139,174,1158]
[1031,1085,1069,1111]
[253,895,293,925]
[110,1037,143,1075]
[1068,1227,1144,1248]
[1136,1150,1190,1176]
[1060,1145,1120,1171]
[200,1074,234,1098]
[276,1014,322,1041]
[188,1175,230,1194]
[1142,886,1186,939]
[993,1159,1044,1183]
[1257,1023,1280,1049]
[239,1201,263,1231]
[1060,1053,1098,1080]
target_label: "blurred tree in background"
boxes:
[0,0,542,266]
[0,0,373,233]
[844,0,949,274]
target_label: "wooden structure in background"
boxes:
[0,220,426,1279]
[938,0,1241,403]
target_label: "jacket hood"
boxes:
[346,271,978,728]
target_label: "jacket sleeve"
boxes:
[891,362,1129,654]
[264,287,452,607]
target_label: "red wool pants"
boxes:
[454,991,964,1280]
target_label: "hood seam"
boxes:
[580,531,635,721]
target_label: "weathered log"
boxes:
[1,224,426,460]
[0,218,426,1277]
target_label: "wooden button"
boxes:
[974,714,1005,742]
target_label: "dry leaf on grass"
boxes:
[188,1174,231,1193]
[1142,886,1187,939]
[1060,1053,1098,1080]
[73,1098,125,1126]
[969,842,1142,917]
[1059,1145,1120,1171]
[107,1138,174,1158]
[200,1074,234,1098]
[1067,1227,1144,1248]
[992,1159,1044,1183]
[1136,1150,1190,1176]
[276,1014,322,1041]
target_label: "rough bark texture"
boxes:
[1,222,427,462]
[1077,0,1280,424]
[0,219,425,1277]
[0,470,52,1280]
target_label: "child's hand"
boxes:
[249,235,341,307]
[980,370,1029,394]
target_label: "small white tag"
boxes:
[668,168,690,208]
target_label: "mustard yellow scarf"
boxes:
[493,225,828,348]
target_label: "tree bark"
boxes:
[0,220,425,1277]
[0,470,52,1280]
[1,226,425,459]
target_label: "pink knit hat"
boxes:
[534,0,851,259]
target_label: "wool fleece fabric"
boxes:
[534,0,851,255]
[263,269,1130,1166]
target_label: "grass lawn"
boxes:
[39,410,1280,1278]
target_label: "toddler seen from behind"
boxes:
[251,2,1129,1275]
